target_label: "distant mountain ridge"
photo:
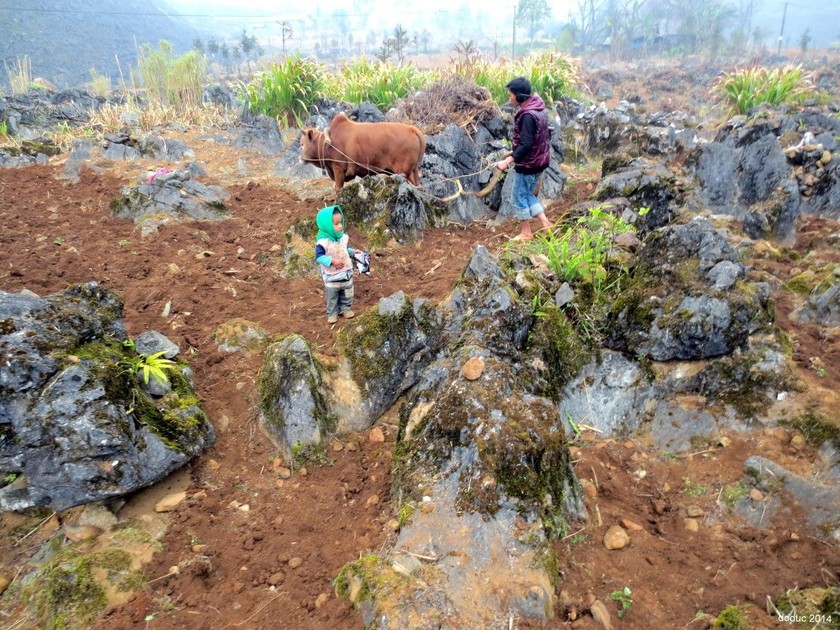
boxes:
[0,0,202,91]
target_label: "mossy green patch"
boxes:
[212,318,269,352]
[334,554,390,604]
[112,522,163,552]
[528,305,591,400]
[697,345,792,417]
[780,412,840,453]
[720,482,749,510]
[713,604,751,629]
[335,299,416,387]
[61,338,209,453]
[773,586,840,628]
[21,541,133,630]
[334,554,447,625]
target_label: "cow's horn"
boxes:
[475,166,503,198]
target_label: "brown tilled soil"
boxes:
[0,125,838,629]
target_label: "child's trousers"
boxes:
[325,279,354,317]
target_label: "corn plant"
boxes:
[242,54,326,128]
[713,65,813,117]
[514,51,582,103]
[137,40,207,111]
[325,58,425,113]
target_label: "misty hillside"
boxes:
[0,0,201,91]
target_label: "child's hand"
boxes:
[333,261,344,269]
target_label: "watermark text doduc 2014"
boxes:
[777,612,833,625]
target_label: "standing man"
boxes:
[495,76,553,241]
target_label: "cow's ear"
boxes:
[306,129,315,141]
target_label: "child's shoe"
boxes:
[342,310,355,319]
[327,314,338,324]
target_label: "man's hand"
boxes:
[496,156,513,171]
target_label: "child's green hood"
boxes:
[316,205,344,241]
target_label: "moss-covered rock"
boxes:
[0,284,213,511]
[258,334,336,460]
[335,292,445,423]
[17,538,135,630]
[336,176,447,246]
[773,586,840,629]
[604,218,772,360]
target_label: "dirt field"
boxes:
[0,125,839,629]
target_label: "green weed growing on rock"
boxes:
[121,350,177,386]
[714,65,813,117]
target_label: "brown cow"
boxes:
[299,112,426,191]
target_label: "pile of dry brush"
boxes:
[389,78,502,136]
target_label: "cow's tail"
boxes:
[413,128,426,186]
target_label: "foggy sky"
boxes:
[163,0,839,51]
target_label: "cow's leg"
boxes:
[332,166,345,191]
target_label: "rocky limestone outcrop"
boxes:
[604,217,772,361]
[685,106,840,244]
[257,246,585,626]
[110,168,229,236]
[0,283,214,511]
[335,246,585,627]
[259,293,446,459]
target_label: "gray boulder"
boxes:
[111,168,229,236]
[792,282,840,326]
[604,218,770,360]
[0,283,214,511]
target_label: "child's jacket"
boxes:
[314,205,355,283]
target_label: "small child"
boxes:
[314,205,355,324]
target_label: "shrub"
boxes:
[713,65,813,117]
[88,67,111,97]
[325,58,426,113]
[4,55,32,94]
[242,54,326,127]
[136,40,207,111]
[442,51,581,106]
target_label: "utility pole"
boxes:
[512,1,518,59]
[777,1,788,57]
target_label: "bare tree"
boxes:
[573,0,609,50]
[604,0,647,58]
[276,21,293,55]
[239,29,259,72]
[383,24,415,64]
[419,29,431,55]
[517,0,552,40]
[207,37,220,60]
[657,0,735,57]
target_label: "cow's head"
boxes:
[299,128,326,167]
